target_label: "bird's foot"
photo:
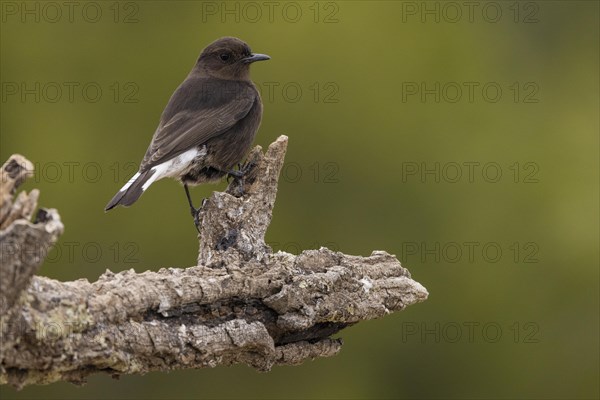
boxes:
[184,184,206,233]
[189,206,201,233]
[189,198,207,233]
[239,160,256,175]
[226,161,256,196]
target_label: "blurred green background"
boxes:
[1,1,598,398]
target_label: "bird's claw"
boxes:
[188,198,206,233]
[239,160,256,175]
[226,161,255,196]
[184,184,206,233]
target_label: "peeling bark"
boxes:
[0,136,428,389]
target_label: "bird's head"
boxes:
[195,37,270,80]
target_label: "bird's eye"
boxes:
[220,53,231,61]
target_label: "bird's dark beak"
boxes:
[243,53,271,64]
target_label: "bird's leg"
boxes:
[184,184,202,232]
[226,161,256,195]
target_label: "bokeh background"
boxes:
[1,1,598,399]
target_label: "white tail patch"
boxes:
[141,147,205,192]
[119,172,141,193]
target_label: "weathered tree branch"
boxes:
[0,155,64,316]
[0,136,428,389]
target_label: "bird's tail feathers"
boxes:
[104,170,155,211]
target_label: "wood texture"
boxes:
[0,136,428,389]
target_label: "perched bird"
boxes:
[105,37,270,230]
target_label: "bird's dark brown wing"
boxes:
[140,78,257,172]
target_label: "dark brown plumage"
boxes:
[105,37,269,228]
